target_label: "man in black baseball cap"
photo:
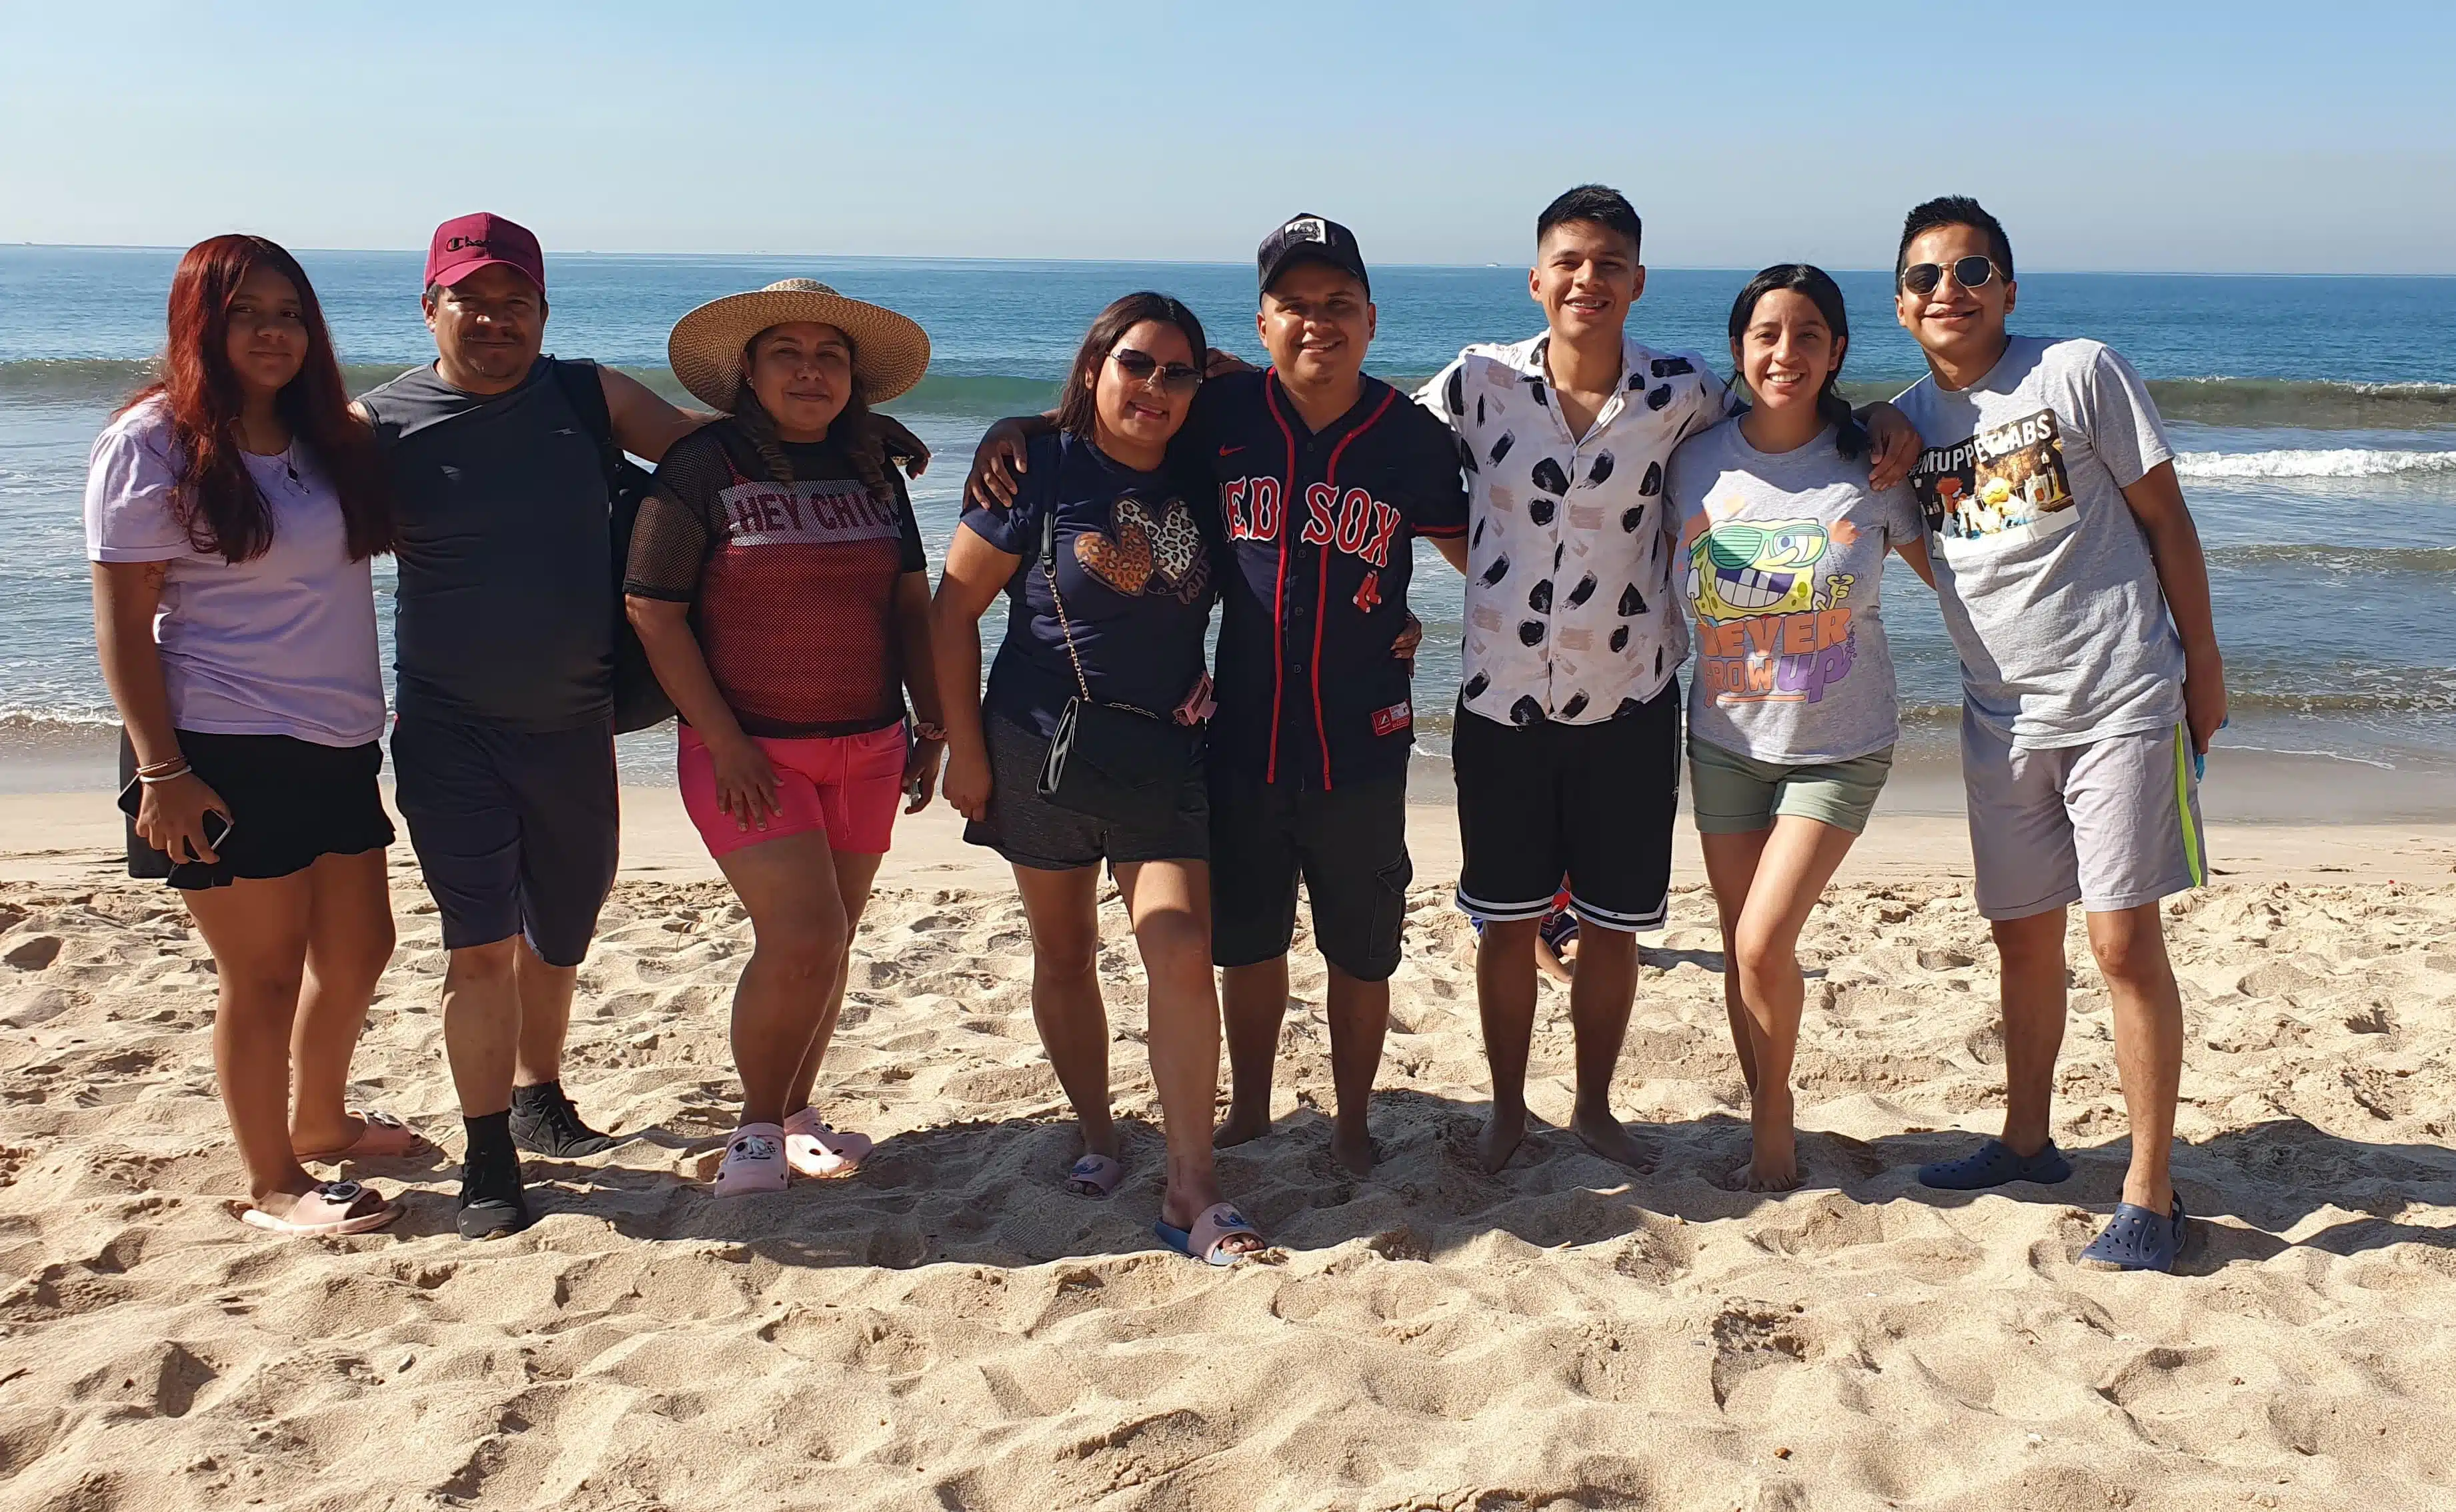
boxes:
[1254,213,1371,295]
[961,212,1467,1179]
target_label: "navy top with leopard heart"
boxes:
[1171,369,1468,790]
[962,431,1218,740]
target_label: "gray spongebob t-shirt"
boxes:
[1666,419,1924,763]
[1894,335,2184,749]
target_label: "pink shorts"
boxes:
[678,723,907,860]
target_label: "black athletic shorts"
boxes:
[391,715,620,967]
[123,730,393,890]
[963,713,1210,871]
[1209,767,1412,981]
[1452,677,1680,933]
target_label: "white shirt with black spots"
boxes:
[1416,333,1734,728]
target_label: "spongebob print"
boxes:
[1686,519,1858,620]
[1685,511,1862,707]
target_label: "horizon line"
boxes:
[5,243,2454,281]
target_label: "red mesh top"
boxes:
[625,421,927,738]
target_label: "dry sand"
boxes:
[3,789,2455,1511]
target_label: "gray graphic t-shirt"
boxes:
[1895,335,2183,749]
[1666,419,1923,763]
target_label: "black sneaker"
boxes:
[456,1147,533,1240]
[509,1081,618,1159]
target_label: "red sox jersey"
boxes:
[1171,370,1468,789]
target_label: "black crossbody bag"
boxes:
[1033,505,1201,825]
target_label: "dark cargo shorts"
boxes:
[391,715,619,967]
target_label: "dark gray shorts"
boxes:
[391,715,620,966]
[962,714,1209,871]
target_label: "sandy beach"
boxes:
[3,787,2455,1511]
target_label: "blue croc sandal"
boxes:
[2080,1195,2189,1273]
[1917,1137,2075,1191]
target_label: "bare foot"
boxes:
[1744,1091,1799,1191]
[1476,1103,1527,1173]
[1571,1104,1660,1173]
[1330,1119,1377,1179]
[1740,1142,1803,1193]
[1212,1105,1271,1150]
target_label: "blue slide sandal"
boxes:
[2079,1195,2190,1273]
[1917,1137,2075,1191]
[1154,1202,1264,1267]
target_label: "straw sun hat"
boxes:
[667,278,931,413]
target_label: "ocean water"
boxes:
[5,246,2453,790]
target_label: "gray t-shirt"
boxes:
[1666,419,1923,763]
[358,358,614,733]
[1895,335,2184,749]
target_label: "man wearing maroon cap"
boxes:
[355,213,726,1237]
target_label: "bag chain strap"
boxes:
[1042,511,1095,705]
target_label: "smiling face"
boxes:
[1734,287,1845,423]
[425,263,545,390]
[1532,219,1643,345]
[743,321,854,440]
[1895,223,2015,370]
[1688,517,1830,618]
[221,263,307,402]
[1092,318,1200,458]
[1257,261,1374,389]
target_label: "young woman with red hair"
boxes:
[86,234,417,1236]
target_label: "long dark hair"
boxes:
[1726,263,1867,461]
[730,327,896,509]
[1054,292,1208,440]
[119,234,389,563]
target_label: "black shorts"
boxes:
[1209,768,1411,981]
[962,713,1210,871]
[391,715,620,968]
[123,730,393,890]
[1452,678,1680,933]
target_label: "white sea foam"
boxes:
[2175,448,2456,481]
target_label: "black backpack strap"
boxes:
[546,357,622,487]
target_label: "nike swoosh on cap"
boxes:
[1218,445,1245,456]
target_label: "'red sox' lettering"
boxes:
[1234,477,1404,569]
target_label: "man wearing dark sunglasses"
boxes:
[1890,195,2226,1275]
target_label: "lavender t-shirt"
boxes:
[83,399,385,746]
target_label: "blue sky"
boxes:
[7,1,2453,273]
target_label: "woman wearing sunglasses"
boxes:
[1666,263,1933,1193]
[930,292,1264,1265]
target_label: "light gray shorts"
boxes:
[1962,708,2209,921]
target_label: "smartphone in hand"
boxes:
[117,776,233,861]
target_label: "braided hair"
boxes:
[1725,263,1867,460]
[730,329,897,508]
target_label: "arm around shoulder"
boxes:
[601,366,713,465]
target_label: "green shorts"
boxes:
[1687,737,1895,836]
